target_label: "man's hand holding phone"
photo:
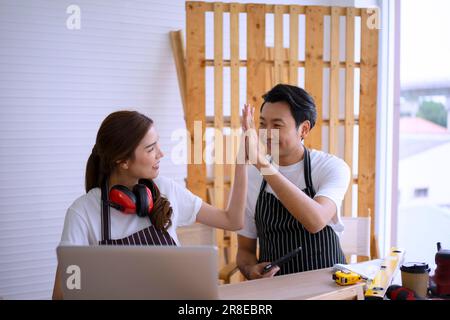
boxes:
[244,262,280,280]
[244,247,302,280]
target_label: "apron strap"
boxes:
[303,145,316,198]
[101,180,111,242]
[259,175,268,194]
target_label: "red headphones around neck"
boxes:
[107,180,155,218]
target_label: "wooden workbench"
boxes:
[219,267,365,300]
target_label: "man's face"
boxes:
[259,101,308,158]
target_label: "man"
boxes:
[237,84,350,280]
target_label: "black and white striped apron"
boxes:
[255,146,346,275]
[99,180,176,246]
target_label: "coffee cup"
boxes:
[400,262,430,297]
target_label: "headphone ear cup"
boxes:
[133,184,153,217]
[109,185,137,214]
[145,185,154,214]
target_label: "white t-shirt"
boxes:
[60,176,203,246]
[237,149,350,239]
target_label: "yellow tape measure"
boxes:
[332,270,362,286]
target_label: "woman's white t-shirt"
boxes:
[237,149,351,239]
[60,176,203,246]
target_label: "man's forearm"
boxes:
[259,163,327,233]
[237,249,258,279]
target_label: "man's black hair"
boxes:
[261,84,317,129]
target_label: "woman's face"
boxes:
[127,126,164,180]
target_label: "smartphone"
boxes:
[262,246,302,274]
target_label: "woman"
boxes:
[53,109,249,299]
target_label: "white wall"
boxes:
[0,0,381,300]
[0,0,190,300]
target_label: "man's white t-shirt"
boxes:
[237,149,350,239]
[60,176,203,246]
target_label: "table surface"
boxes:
[219,267,365,300]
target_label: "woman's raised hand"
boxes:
[240,104,269,169]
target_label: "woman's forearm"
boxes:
[225,163,247,230]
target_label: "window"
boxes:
[397,0,450,271]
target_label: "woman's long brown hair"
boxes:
[85,111,172,231]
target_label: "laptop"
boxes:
[56,245,219,300]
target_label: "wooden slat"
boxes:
[213,3,226,269]
[206,60,247,67]
[196,2,363,16]
[265,47,291,89]
[359,9,379,259]
[204,59,360,68]
[206,116,359,127]
[329,7,340,155]
[283,48,290,83]
[265,47,274,91]
[289,5,299,85]
[247,4,266,122]
[207,188,226,269]
[169,30,187,121]
[230,3,240,187]
[214,2,225,210]
[343,7,356,217]
[186,2,206,200]
[229,235,239,281]
[274,5,284,85]
[304,6,325,150]
[283,47,290,83]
